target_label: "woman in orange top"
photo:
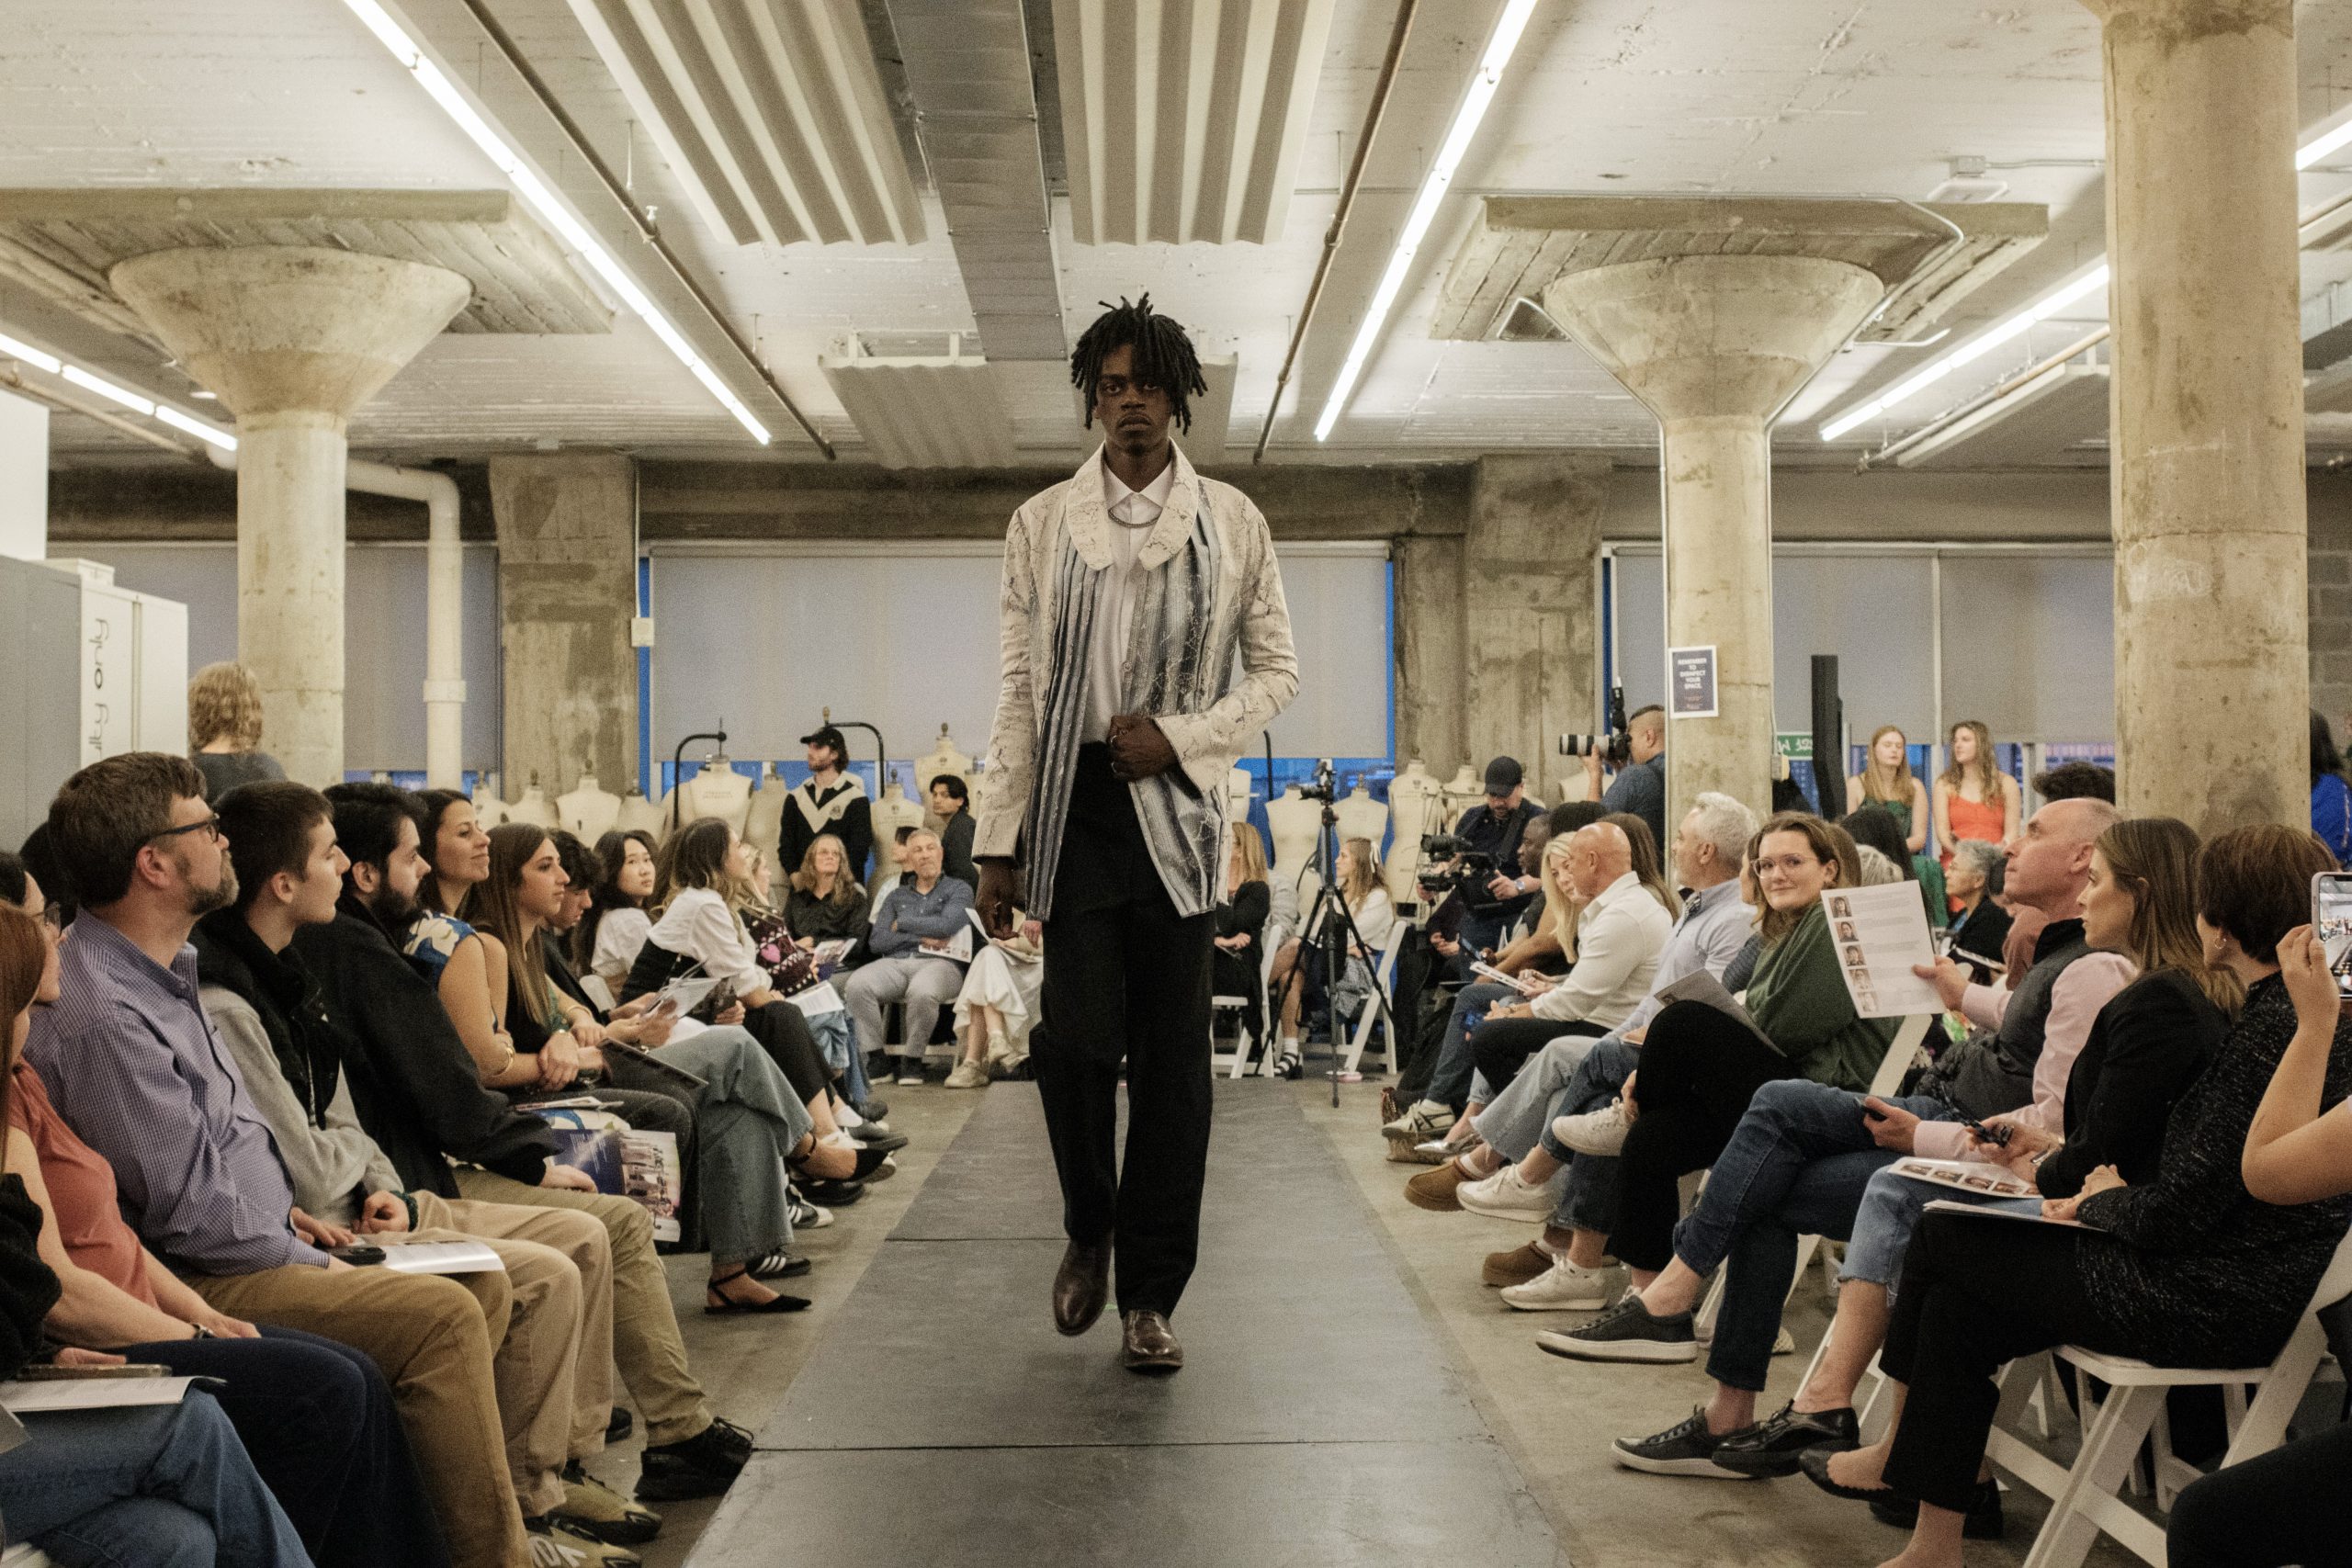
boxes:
[1933,719,2021,910]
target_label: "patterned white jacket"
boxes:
[974,444,1297,918]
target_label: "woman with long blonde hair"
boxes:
[1272,838,1394,1055]
[1213,824,1273,1046]
[1933,719,2021,908]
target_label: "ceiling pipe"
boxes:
[447,0,838,458]
[1251,0,1419,463]
[209,443,468,790]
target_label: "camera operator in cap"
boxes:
[1575,705,1667,855]
[1422,757,1545,977]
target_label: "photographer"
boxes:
[1575,705,1667,855]
[1424,758,1545,977]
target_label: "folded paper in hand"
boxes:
[379,1240,507,1276]
[1646,970,1780,1056]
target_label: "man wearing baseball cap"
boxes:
[781,725,875,883]
[1446,756,1546,965]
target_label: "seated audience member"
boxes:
[1212,822,1272,1046]
[1270,837,1394,1058]
[297,784,761,1504]
[1942,839,2010,980]
[187,660,287,800]
[865,825,918,919]
[2311,710,2352,868]
[780,725,874,884]
[2007,761,2120,977]
[845,828,975,1088]
[946,916,1045,1089]
[1573,705,1668,855]
[928,774,978,889]
[1814,825,2352,1568]
[24,754,582,1568]
[733,844,879,1121]
[2167,918,2352,1568]
[1,893,434,1568]
[1407,796,1754,1252]
[1462,823,1675,1117]
[515,825,868,1304]
[191,787,659,1551]
[784,834,869,949]
[1603,814,2208,1479]
[1843,805,1944,930]
[636,819,872,1173]
[578,829,658,993]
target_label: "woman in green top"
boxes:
[1846,725,1948,927]
[1602,813,1900,1280]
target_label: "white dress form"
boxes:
[472,772,509,829]
[1386,760,1445,908]
[507,776,552,828]
[680,756,754,835]
[615,789,665,841]
[745,763,790,857]
[1264,785,1325,922]
[1441,765,1483,828]
[1224,767,1254,826]
[912,727,974,829]
[1335,784,1388,864]
[557,774,621,840]
[870,772,925,849]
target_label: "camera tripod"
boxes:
[1268,777,1399,1108]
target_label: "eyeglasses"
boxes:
[149,815,222,846]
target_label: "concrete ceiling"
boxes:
[2,0,2351,468]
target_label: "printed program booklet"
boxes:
[1821,885,1941,1019]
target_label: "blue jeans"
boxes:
[2,1395,311,1568]
[1673,1077,1956,1392]
[653,1024,814,1265]
[1544,1035,1644,1234]
[1427,981,1515,1108]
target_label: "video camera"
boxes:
[1558,684,1634,769]
[1295,757,1338,805]
[1417,832,1497,896]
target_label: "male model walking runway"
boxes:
[973,298,1297,1373]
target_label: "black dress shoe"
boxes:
[605,1406,633,1444]
[798,1176,865,1207]
[1868,1478,2006,1539]
[854,1097,889,1122]
[1052,1238,1112,1336]
[1797,1444,1898,1504]
[1119,1309,1183,1374]
[1711,1403,1860,1478]
[848,1123,909,1153]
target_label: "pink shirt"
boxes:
[1911,951,2137,1161]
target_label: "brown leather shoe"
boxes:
[1483,1240,1555,1288]
[1405,1158,1473,1213]
[1052,1238,1112,1337]
[1119,1310,1183,1374]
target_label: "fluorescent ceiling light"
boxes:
[154,405,239,450]
[1820,115,2352,443]
[341,0,771,446]
[62,365,158,416]
[1314,0,1540,442]
[0,331,62,376]
[0,321,237,449]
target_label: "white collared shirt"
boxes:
[1531,870,1675,1027]
[1083,456,1177,743]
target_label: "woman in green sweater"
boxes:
[1604,812,1898,1286]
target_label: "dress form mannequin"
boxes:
[472,773,509,829]
[1441,765,1483,827]
[1224,766,1254,826]
[1264,784,1325,920]
[507,774,552,829]
[913,726,974,828]
[1385,760,1445,908]
[1335,784,1387,862]
[870,768,925,848]
[680,755,753,835]
[557,774,621,840]
[744,763,790,857]
[615,788,664,841]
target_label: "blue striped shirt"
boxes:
[25,916,318,1274]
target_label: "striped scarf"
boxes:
[1023,489,1229,919]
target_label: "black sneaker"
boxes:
[1710,1402,1860,1478]
[1534,1294,1698,1363]
[635,1418,752,1502]
[604,1406,633,1445]
[854,1097,890,1122]
[894,1059,925,1086]
[1610,1407,1758,1479]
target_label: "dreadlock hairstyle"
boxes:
[1070,295,1209,434]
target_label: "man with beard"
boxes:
[25,753,563,1568]
[973,297,1298,1373]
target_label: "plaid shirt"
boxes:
[25,916,316,1275]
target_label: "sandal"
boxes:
[705,1269,810,1315]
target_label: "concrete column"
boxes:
[489,454,639,796]
[1542,255,1885,824]
[2086,0,2307,832]
[110,247,469,785]
[1461,455,1610,803]
[1391,533,1466,774]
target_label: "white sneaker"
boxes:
[1500,1257,1620,1312]
[1553,1099,1632,1156]
[944,1060,989,1090]
[1383,1100,1456,1143]
[1456,1165,1555,1223]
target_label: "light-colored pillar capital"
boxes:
[2077,0,2290,32]
[109,246,469,419]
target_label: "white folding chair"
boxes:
[1984,1225,2352,1568]
[1342,918,1412,1076]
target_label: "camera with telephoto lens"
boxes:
[1417,833,1497,895]
[1295,757,1338,804]
[1558,684,1634,768]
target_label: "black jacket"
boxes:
[291,894,556,1195]
[783,885,870,944]
[938,810,978,889]
[2035,967,2226,1199]
[190,908,342,1130]
[780,781,875,886]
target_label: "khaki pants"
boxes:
[456,1168,714,1446]
[188,1262,528,1568]
[409,1194,607,1517]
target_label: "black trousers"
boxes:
[127,1324,451,1568]
[1469,1016,1607,1100]
[1035,744,1216,1318]
[2168,1420,2352,1567]
[740,999,833,1108]
[1881,1209,2120,1513]
[1606,1000,1797,1270]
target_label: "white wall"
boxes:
[0,389,47,562]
